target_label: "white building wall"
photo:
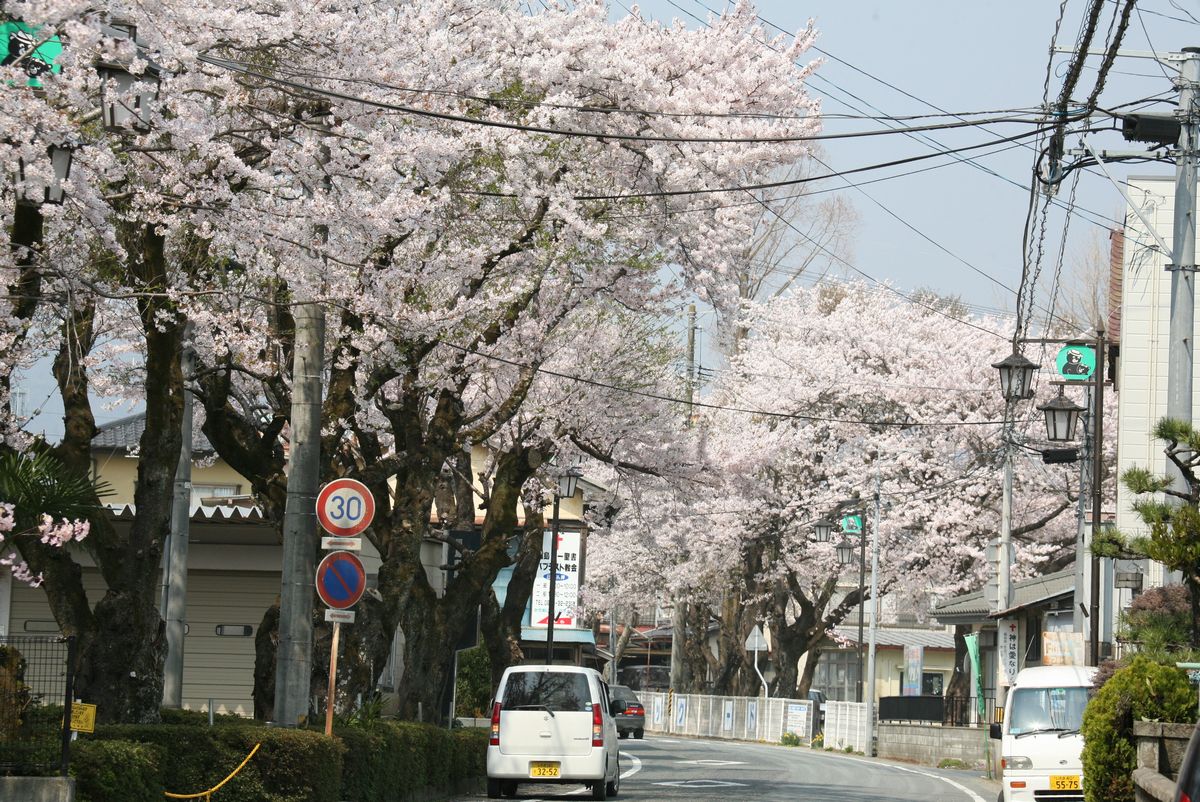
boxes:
[1117,175,1198,593]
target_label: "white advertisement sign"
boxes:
[723,700,734,731]
[653,695,664,725]
[530,530,583,628]
[746,700,758,736]
[784,702,810,737]
[675,696,688,728]
[999,618,1020,685]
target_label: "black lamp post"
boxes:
[545,460,582,665]
[834,526,867,703]
[1038,391,1085,442]
[992,350,1040,402]
[97,23,161,133]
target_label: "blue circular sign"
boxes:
[315,551,366,610]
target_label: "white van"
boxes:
[992,664,1096,802]
[486,665,622,800]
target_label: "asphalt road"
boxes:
[453,735,1002,801]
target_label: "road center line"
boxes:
[836,754,987,802]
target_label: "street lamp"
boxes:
[97,22,161,133]
[813,518,835,543]
[545,459,583,665]
[1038,390,1085,442]
[16,142,74,205]
[992,350,1040,401]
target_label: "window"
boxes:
[502,671,592,712]
[1007,686,1090,735]
[191,484,241,505]
[922,672,944,696]
[814,651,860,702]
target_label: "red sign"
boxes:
[315,551,366,610]
[316,478,375,537]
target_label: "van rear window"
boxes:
[503,671,592,712]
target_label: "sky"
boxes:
[15,0,1197,438]
[618,0,1193,358]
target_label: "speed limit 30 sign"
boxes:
[316,478,376,537]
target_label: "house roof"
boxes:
[106,503,267,523]
[93,412,215,454]
[832,626,955,650]
[932,568,1075,624]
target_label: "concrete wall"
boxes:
[877,723,990,770]
[0,777,74,801]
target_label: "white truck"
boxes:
[991,664,1096,802]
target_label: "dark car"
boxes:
[609,684,645,739]
[1177,720,1200,802]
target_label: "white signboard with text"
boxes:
[530,530,583,629]
[999,618,1020,685]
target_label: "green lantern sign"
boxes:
[1,21,63,87]
[1055,345,1095,381]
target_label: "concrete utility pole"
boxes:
[670,304,697,694]
[1090,328,1106,666]
[1167,48,1200,495]
[274,302,325,726]
[162,328,194,708]
[864,476,880,757]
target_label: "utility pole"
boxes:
[670,304,697,694]
[1090,328,1106,666]
[1167,49,1200,496]
[864,476,880,757]
[162,326,194,708]
[273,302,325,726]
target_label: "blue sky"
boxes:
[624,0,1190,320]
[16,0,1195,438]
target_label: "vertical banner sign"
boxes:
[723,699,734,731]
[1,21,63,87]
[674,696,687,729]
[746,700,758,737]
[902,644,924,696]
[998,619,1020,685]
[841,514,864,535]
[653,695,664,726]
[964,632,984,720]
[530,530,582,628]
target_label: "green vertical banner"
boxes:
[965,632,984,719]
[841,514,863,535]
[1,21,63,87]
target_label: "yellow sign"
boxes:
[69,703,97,733]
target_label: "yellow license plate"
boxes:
[1049,775,1080,790]
[530,762,560,778]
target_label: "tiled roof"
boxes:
[93,412,214,453]
[932,568,1074,623]
[832,626,955,650]
[106,503,266,522]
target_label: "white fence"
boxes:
[637,691,870,752]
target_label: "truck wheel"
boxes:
[486,778,501,799]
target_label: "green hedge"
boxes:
[1080,655,1197,802]
[70,718,488,802]
[72,739,166,802]
[335,721,487,802]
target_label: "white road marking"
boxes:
[677,759,746,766]
[653,779,750,788]
[836,754,988,802]
[563,751,642,796]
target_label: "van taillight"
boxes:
[490,702,501,746]
[592,702,604,747]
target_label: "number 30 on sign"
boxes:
[316,478,376,537]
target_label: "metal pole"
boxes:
[753,647,768,699]
[670,304,697,692]
[274,301,325,726]
[856,519,866,704]
[1000,447,1013,612]
[325,620,340,736]
[1166,48,1200,496]
[163,326,194,708]
[547,493,561,664]
[1090,328,1106,665]
[865,477,880,756]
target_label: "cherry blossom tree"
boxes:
[586,282,1116,697]
[3,0,826,720]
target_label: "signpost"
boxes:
[316,478,375,538]
[745,625,769,699]
[315,479,375,736]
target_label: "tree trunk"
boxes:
[943,625,971,726]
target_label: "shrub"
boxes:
[1080,655,1197,802]
[809,732,824,749]
[91,722,342,802]
[780,731,801,746]
[454,647,493,718]
[72,739,165,802]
